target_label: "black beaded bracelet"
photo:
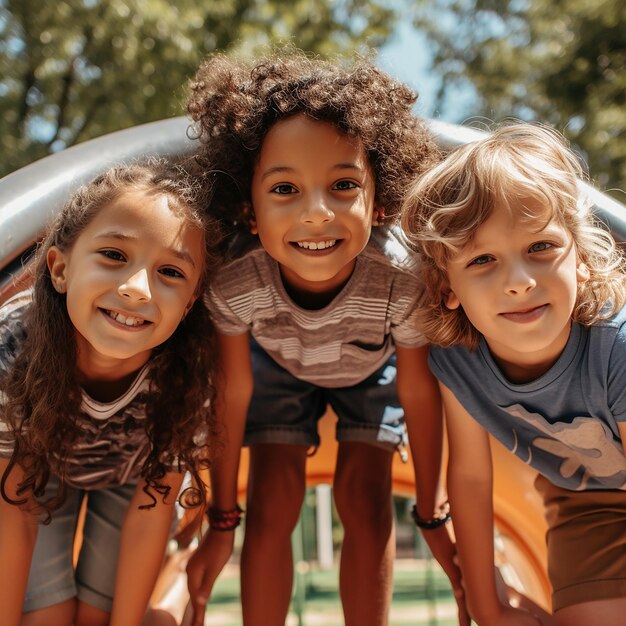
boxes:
[410,502,451,530]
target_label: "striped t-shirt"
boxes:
[0,291,153,490]
[206,228,426,387]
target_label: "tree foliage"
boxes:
[413,0,625,195]
[0,0,397,177]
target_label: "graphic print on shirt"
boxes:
[504,403,626,490]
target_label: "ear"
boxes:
[444,289,460,310]
[576,261,590,283]
[47,246,68,293]
[243,204,258,235]
[371,206,384,227]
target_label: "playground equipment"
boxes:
[2,116,625,619]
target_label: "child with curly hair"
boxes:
[401,123,626,625]
[184,50,468,626]
[0,160,221,626]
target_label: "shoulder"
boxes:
[430,342,478,368]
[429,342,489,387]
[587,305,626,370]
[209,243,273,298]
[587,304,626,348]
[358,227,422,290]
[0,290,32,376]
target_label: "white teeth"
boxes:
[296,240,337,250]
[107,310,146,326]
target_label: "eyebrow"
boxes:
[94,232,197,267]
[260,163,366,181]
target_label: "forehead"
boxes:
[82,189,203,254]
[469,198,571,244]
[257,114,369,169]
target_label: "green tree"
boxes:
[0,0,398,177]
[412,0,626,195]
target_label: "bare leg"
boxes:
[334,442,394,626]
[21,599,77,626]
[240,444,309,626]
[74,601,110,626]
[142,608,179,626]
[555,598,626,626]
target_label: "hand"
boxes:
[484,604,544,626]
[419,525,471,626]
[495,569,555,626]
[185,530,235,626]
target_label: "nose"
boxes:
[118,268,152,302]
[504,262,536,295]
[300,191,335,224]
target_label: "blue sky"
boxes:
[376,17,479,123]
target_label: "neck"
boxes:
[282,278,347,310]
[78,368,144,402]
[492,356,554,384]
[76,347,150,402]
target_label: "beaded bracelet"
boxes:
[207,504,244,532]
[410,501,451,530]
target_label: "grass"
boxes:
[203,558,459,626]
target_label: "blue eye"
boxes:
[468,255,493,267]
[271,184,296,195]
[99,249,125,261]
[529,241,552,252]
[159,267,184,279]
[333,180,358,191]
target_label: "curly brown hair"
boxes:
[186,49,440,239]
[1,159,222,520]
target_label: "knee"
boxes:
[333,473,392,535]
[246,473,306,536]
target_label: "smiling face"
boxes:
[445,199,589,381]
[47,189,204,380]
[250,114,378,303]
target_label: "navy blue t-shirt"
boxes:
[430,306,626,491]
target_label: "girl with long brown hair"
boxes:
[0,159,220,626]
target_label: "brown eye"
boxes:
[333,180,358,191]
[271,184,296,195]
[99,249,125,261]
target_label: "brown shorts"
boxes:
[535,474,626,612]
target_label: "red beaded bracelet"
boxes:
[207,504,244,532]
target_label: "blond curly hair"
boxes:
[400,122,626,350]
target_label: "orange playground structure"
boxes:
[242,410,551,608]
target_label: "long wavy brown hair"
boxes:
[186,48,440,246]
[1,159,222,520]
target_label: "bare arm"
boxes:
[620,423,626,454]
[0,457,39,626]
[443,383,541,625]
[395,345,443,517]
[110,472,184,626]
[208,332,254,511]
[396,345,469,625]
[186,331,253,625]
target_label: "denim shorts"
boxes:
[23,478,177,614]
[245,341,407,453]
